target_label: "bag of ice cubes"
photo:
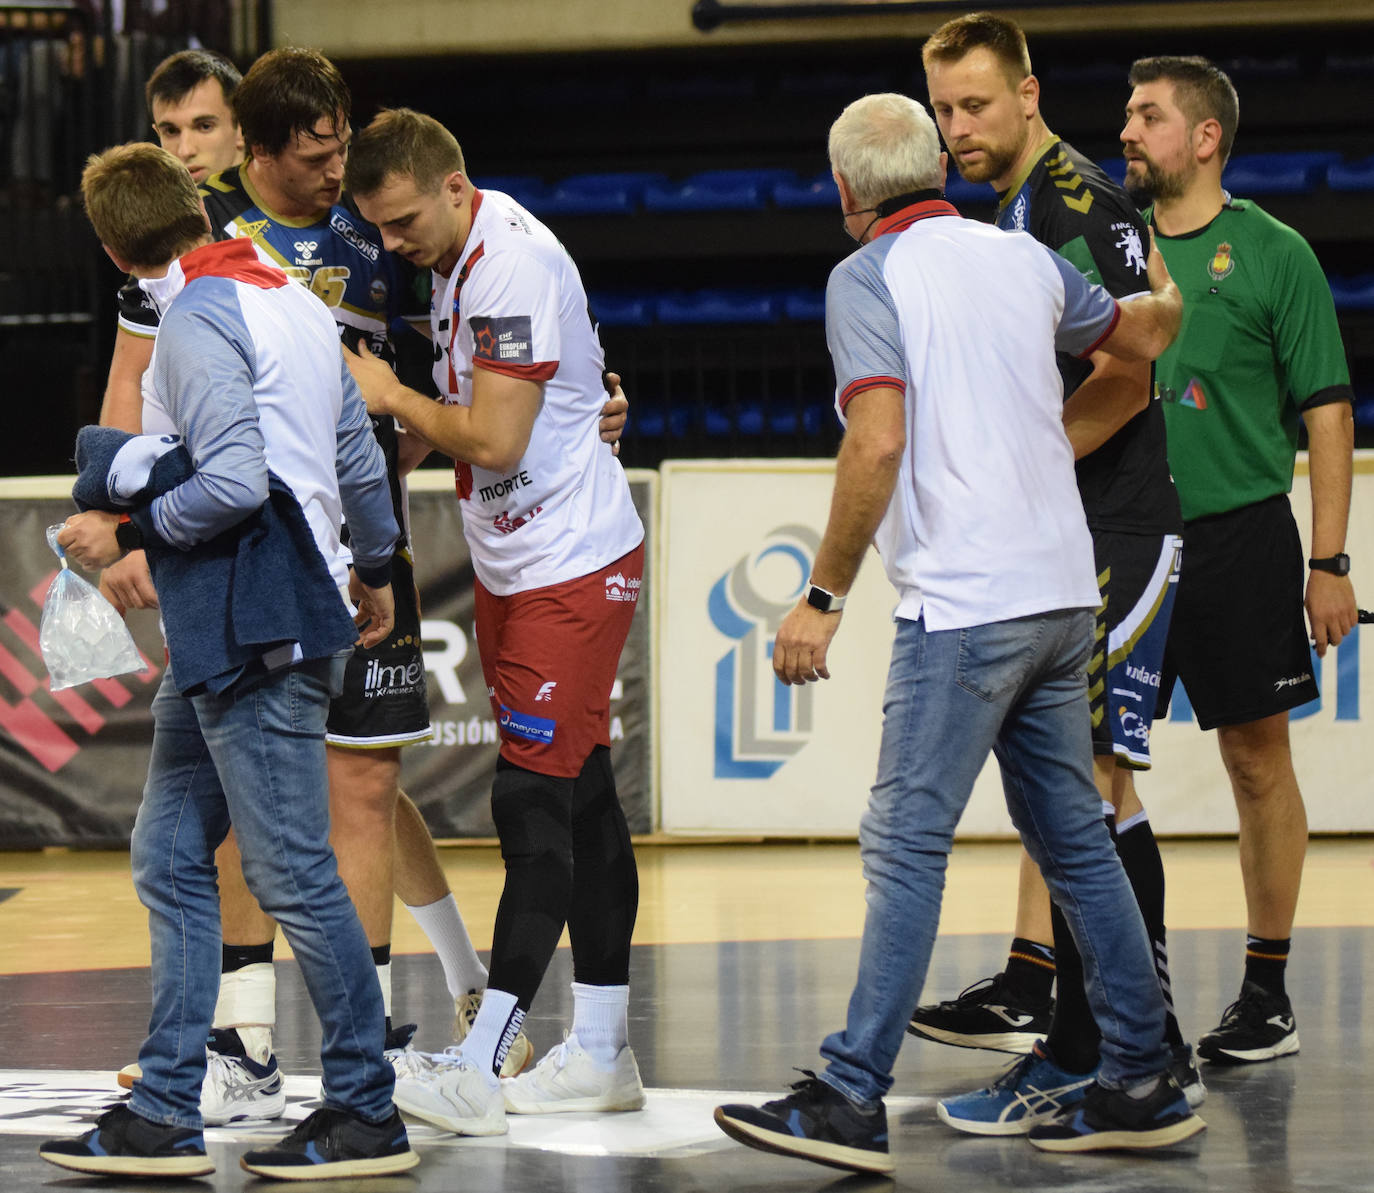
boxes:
[39,524,146,691]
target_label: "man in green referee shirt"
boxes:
[1122,56,1357,1065]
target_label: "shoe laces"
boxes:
[454,991,481,1036]
[206,1048,264,1090]
[989,1050,1040,1091]
[280,1106,345,1144]
[942,975,1003,1009]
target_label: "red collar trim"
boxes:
[180,238,286,289]
[872,199,960,238]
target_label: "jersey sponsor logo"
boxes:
[1158,377,1209,410]
[238,218,270,242]
[535,681,558,702]
[498,702,556,745]
[329,211,381,262]
[369,277,389,307]
[1113,222,1147,275]
[363,656,425,698]
[1274,671,1313,692]
[1208,241,1235,281]
[470,315,534,366]
[1009,191,1028,231]
[493,506,542,534]
[1117,707,1150,743]
[477,470,533,503]
[605,573,642,603]
[1125,662,1161,687]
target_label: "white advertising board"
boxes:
[658,455,1374,838]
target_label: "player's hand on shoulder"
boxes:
[344,339,400,415]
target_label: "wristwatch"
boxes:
[805,582,847,613]
[1308,553,1350,576]
[115,513,143,554]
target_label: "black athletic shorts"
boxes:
[1156,494,1317,731]
[326,551,433,748]
[1089,530,1182,768]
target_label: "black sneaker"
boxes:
[1169,1042,1207,1107]
[714,1071,893,1175]
[1028,1073,1207,1152]
[907,973,1053,1054]
[39,1103,214,1177]
[239,1106,419,1180]
[1197,982,1299,1064]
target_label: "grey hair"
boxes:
[828,93,943,209]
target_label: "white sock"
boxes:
[406,894,488,998]
[213,964,276,1065]
[570,981,629,1066]
[458,988,521,1082]
[376,961,393,1020]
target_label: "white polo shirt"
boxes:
[826,199,1120,631]
[431,189,643,595]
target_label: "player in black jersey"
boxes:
[913,13,1199,1138]
[99,46,629,1119]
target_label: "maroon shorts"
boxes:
[474,542,644,777]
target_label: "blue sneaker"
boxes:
[240,1106,419,1179]
[937,1042,1095,1135]
[39,1104,214,1177]
[715,1071,894,1174]
[1028,1072,1207,1152]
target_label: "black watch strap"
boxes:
[1308,553,1350,576]
[115,513,143,553]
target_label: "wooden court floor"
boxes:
[1,838,1372,1192]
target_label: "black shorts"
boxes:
[1156,494,1317,731]
[1089,530,1182,768]
[326,552,433,748]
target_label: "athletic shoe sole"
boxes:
[713,1106,895,1175]
[907,1024,1041,1054]
[502,1033,535,1078]
[39,1148,215,1178]
[392,1088,507,1136]
[936,1099,1062,1136]
[504,1084,646,1114]
[1197,1031,1299,1065]
[116,1063,140,1090]
[1029,1112,1206,1153]
[238,1150,420,1180]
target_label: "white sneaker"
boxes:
[200,1029,286,1124]
[393,1054,507,1136]
[453,990,534,1078]
[503,1032,646,1114]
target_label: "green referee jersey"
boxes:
[1149,198,1352,522]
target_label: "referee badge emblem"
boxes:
[1208,242,1235,281]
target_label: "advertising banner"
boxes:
[0,470,655,846]
[657,458,1374,838]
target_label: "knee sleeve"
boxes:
[487,762,575,1008]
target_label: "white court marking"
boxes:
[0,1070,933,1158]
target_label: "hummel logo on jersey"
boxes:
[294,240,318,257]
[535,681,557,702]
[985,1006,1035,1028]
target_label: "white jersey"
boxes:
[432,189,643,595]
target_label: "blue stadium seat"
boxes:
[539,172,667,216]
[782,289,826,322]
[1354,390,1374,431]
[1327,156,1374,192]
[1328,275,1374,311]
[773,171,840,210]
[704,403,766,437]
[657,289,779,324]
[944,174,990,205]
[588,291,656,327]
[633,404,694,438]
[1221,151,1340,196]
[476,175,549,209]
[644,169,796,213]
[766,403,832,436]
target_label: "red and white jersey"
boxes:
[432,189,643,595]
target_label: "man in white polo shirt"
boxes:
[713,94,1203,1173]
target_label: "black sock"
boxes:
[1244,936,1290,997]
[1113,812,1183,1046]
[1042,903,1101,1075]
[222,941,274,973]
[1003,937,1056,1006]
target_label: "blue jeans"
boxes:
[129,657,393,1129]
[820,611,1169,1106]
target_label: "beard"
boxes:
[950,138,1022,186]
[1124,152,1191,203]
